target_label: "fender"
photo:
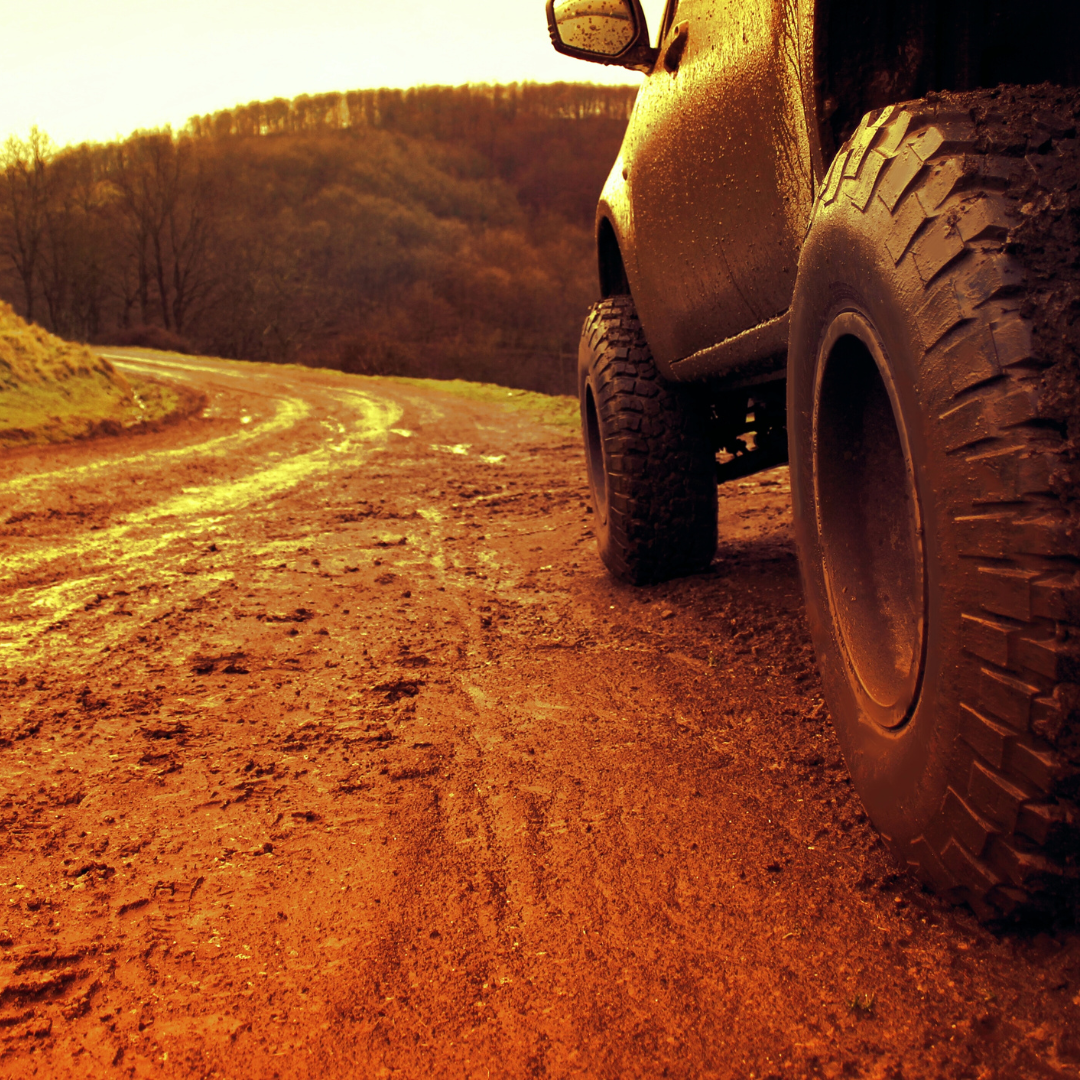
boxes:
[595,153,635,296]
[594,150,682,378]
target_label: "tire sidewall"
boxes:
[790,207,959,844]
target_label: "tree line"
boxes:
[0,83,637,394]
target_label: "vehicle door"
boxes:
[624,0,814,369]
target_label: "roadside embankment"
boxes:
[0,303,192,449]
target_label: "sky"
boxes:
[1,0,669,149]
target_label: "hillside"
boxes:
[0,83,638,394]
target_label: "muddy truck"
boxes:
[546,0,1080,919]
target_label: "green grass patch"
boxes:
[386,376,580,431]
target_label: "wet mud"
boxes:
[1,351,1079,1078]
[944,84,1080,532]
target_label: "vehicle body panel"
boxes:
[597,0,817,378]
[572,0,1077,384]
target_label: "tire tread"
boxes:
[580,296,717,585]
[823,95,1080,918]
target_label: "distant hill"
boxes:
[0,83,638,394]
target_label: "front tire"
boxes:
[579,295,717,584]
[790,93,1080,920]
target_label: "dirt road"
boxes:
[1,351,1078,1079]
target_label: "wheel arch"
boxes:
[595,150,639,303]
[816,0,1080,157]
[597,216,630,299]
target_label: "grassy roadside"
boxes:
[386,376,580,431]
[0,304,183,450]
[0,310,579,451]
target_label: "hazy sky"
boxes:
[2,0,669,149]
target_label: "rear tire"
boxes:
[579,295,717,584]
[790,91,1080,920]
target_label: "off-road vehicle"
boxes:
[547,0,1080,919]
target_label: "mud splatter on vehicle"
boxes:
[548,0,1080,918]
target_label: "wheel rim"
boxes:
[584,382,609,526]
[812,311,927,729]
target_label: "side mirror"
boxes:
[546,0,657,71]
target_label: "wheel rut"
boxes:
[0,351,1076,1078]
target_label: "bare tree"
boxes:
[0,128,53,322]
[108,130,217,333]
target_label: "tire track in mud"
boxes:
[1,352,1079,1079]
[0,353,404,658]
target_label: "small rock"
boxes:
[661,610,675,620]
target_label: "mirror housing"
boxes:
[546,0,657,72]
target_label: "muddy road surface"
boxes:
[1,351,1078,1079]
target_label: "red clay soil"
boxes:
[1,350,1079,1079]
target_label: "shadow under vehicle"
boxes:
[547,0,1080,920]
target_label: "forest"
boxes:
[0,83,638,394]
